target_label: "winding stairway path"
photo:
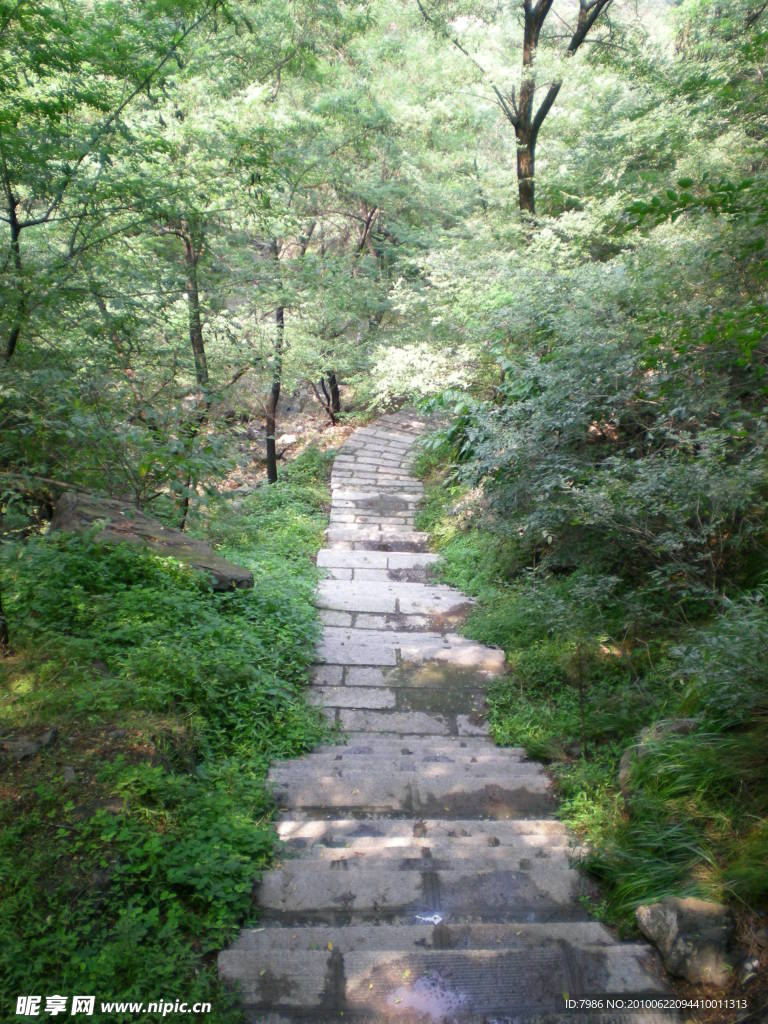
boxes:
[219,412,669,1024]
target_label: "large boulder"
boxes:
[635,897,733,986]
[51,492,253,592]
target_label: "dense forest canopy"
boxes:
[1,0,767,1017]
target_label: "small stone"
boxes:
[62,765,77,783]
[635,897,733,986]
[740,956,760,985]
[1,727,58,762]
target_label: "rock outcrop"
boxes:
[51,492,253,592]
[636,897,733,986]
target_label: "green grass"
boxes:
[0,447,334,1022]
[414,444,768,928]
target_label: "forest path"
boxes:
[218,411,669,1023]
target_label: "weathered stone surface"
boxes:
[220,945,665,1013]
[308,686,396,710]
[635,897,733,986]
[338,708,450,734]
[52,491,253,591]
[317,579,470,616]
[232,920,615,953]
[318,609,353,627]
[276,816,569,845]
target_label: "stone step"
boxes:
[331,482,425,495]
[310,689,488,719]
[331,488,424,503]
[323,566,440,582]
[280,833,574,860]
[270,761,548,786]
[332,708,489,737]
[257,861,587,921]
[230,920,617,953]
[317,579,471,616]
[271,770,553,817]
[273,753,533,773]
[317,550,440,570]
[309,685,398,709]
[272,843,580,870]
[296,733,524,754]
[317,612,456,632]
[275,818,568,846]
[316,627,505,673]
[310,682,488,716]
[325,527,431,551]
[219,944,666,1013]
[271,743,530,768]
[313,663,493,687]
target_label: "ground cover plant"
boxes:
[0,448,332,1022]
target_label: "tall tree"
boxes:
[416,0,615,213]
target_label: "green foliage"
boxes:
[418,455,768,923]
[0,447,332,1021]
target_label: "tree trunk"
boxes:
[2,163,25,362]
[0,586,10,656]
[489,0,612,215]
[327,371,341,417]
[178,224,209,530]
[516,135,536,214]
[265,304,284,484]
[266,237,285,485]
[183,231,209,392]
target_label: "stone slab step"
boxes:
[326,531,430,553]
[317,612,456,632]
[330,488,424,503]
[331,489,428,501]
[230,920,617,953]
[309,685,398,709]
[317,550,441,570]
[314,664,494,689]
[270,762,548,786]
[317,580,470,616]
[272,844,580,871]
[257,866,587,924]
[275,818,568,846]
[296,734,525,755]
[281,835,577,861]
[271,772,555,817]
[219,945,665,1012]
[271,747,530,771]
[316,627,505,673]
[330,709,489,737]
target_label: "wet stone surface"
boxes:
[218,410,670,1022]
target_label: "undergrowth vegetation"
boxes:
[0,447,332,1022]
[415,425,768,928]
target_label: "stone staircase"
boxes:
[219,411,670,1023]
